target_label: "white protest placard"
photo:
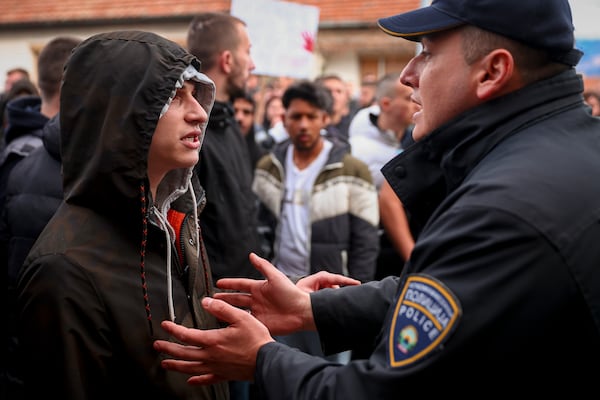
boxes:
[231,0,320,78]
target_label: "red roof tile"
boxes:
[0,0,421,26]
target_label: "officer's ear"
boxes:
[474,49,516,100]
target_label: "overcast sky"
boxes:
[571,0,599,38]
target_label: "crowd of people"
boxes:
[1,0,599,398]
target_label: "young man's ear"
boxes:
[475,49,515,100]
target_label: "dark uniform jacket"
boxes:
[254,69,600,396]
[16,31,228,400]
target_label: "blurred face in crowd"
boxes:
[4,69,28,93]
[265,96,285,128]
[233,96,255,136]
[380,80,420,135]
[226,23,256,98]
[320,77,350,115]
[400,28,481,141]
[284,98,327,154]
[359,82,377,108]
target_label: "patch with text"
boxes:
[389,274,461,367]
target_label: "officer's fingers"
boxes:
[201,297,251,328]
[212,291,252,309]
[157,321,208,349]
[249,252,288,282]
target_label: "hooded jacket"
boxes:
[253,70,600,396]
[0,95,47,214]
[1,115,63,397]
[17,31,228,400]
[0,95,46,165]
[2,114,61,286]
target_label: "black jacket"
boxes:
[2,114,62,285]
[195,101,263,280]
[254,69,600,396]
[17,31,228,400]
[0,95,47,213]
[1,115,62,399]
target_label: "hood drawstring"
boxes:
[153,203,176,322]
[147,176,199,323]
[139,182,153,336]
[189,178,200,260]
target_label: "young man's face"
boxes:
[149,81,208,177]
[283,98,327,153]
[399,28,481,141]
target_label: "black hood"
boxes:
[60,31,215,221]
[4,95,47,144]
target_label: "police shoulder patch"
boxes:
[389,274,461,367]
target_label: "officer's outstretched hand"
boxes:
[155,297,273,384]
[213,252,316,335]
[296,270,361,293]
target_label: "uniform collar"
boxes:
[382,69,584,228]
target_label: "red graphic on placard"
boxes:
[302,31,314,53]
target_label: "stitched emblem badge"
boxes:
[389,274,461,367]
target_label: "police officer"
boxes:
[154,0,600,395]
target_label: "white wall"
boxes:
[0,22,188,90]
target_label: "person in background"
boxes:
[155,0,600,395]
[252,79,379,362]
[0,68,31,120]
[0,36,81,398]
[0,37,80,210]
[187,12,263,400]
[186,12,263,281]
[231,90,268,169]
[584,90,600,116]
[315,73,355,143]
[0,78,39,149]
[17,30,228,400]
[0,68,32,149]
[2,78,37,102]
[1,36,80,277]
[349,72,416,190]
[261,95,287,145]
[348,72,420,279]
[357,73,378,110]
[1,68,30,96]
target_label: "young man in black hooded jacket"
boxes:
[17,31,228,400]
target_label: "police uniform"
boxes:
[250,0,600,397]
[252,53,600,400]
